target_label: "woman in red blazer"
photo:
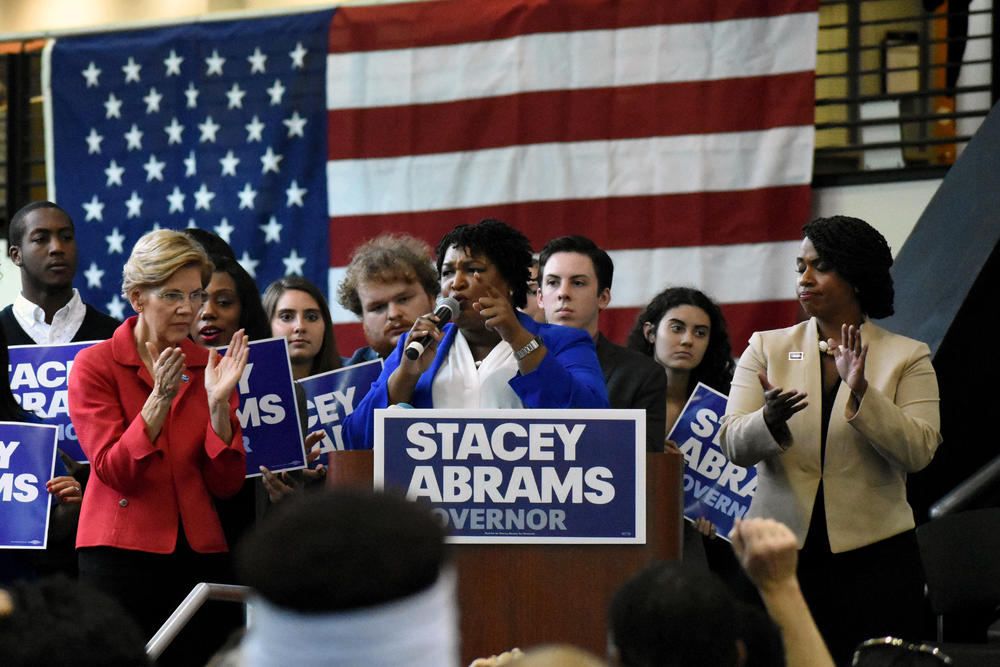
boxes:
[68,229,248,659]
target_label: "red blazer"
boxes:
[68,317,245,554]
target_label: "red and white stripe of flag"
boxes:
[325,0,818,354]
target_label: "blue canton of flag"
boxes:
[45,10,334,319]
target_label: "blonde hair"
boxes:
[121,229,213,299]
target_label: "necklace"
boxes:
[818,340,835,356]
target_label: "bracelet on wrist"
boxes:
[514,335,545,361]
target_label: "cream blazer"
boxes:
[719,318,941,553]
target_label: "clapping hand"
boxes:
[205,329,249,405]
[758,371,808,429]
[146,342,185,401]
[828,323,868,399]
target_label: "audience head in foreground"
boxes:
[0,575,148,667]
[609,559,744,667]
[236,489,458,667]
[610,517,835,667]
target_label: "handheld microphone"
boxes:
[404,296,460,360]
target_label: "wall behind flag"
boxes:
[0,0,416,36]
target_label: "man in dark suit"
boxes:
[538,235,667,452]
[2,201,118,345]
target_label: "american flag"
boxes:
[45,10,334,320]
[45,0,818,354]
[324,0,818,354]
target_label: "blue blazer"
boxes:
[342,311,609,449]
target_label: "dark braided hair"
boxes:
[802,216,894,319]
[435,219,533,308]
[626,287,735,396]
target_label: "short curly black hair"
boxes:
[435,219,533,308]
[626,287,735,396]
[7,201,72,247]
[236,489,447,613]
[609,560,740,667]
[802,215,894,319]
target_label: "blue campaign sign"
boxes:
[0,422,58,549]
[9,341,98,463]
[233,338,305,477]
[667,382,757,542]
[297,358,383,454]
[375,409,646,544]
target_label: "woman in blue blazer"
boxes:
[343,219,609,450]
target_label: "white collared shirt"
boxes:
[431,331,524,409]
[11,289,87,344]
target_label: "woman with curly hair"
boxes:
[718,215,942,663]
[342,218,609,449]
[627,286,735,433]
[627,287,738,567]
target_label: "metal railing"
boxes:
[929,452,1000,519]
[814,0,996,182]
[145,583,251,662]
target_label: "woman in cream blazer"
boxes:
[719,216,941,663]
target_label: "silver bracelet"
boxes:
[514,335,544,361]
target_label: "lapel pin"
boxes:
[181,374,190,383]
[788,352,803,360]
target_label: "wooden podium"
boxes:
[327,450,684,663]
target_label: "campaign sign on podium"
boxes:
[0,422,58,549]
[667,382,757,541]
[297,358,383,454]
[9,341,99,462]
[375,408,645,544]
[233,337,305,477]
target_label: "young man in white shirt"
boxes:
[2,201,118,345]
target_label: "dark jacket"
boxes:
[595,333,668,452]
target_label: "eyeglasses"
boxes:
[155,289,208,307]
[852,637,953,666]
